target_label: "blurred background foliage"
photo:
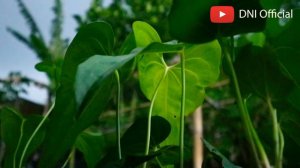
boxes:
[1,0,300,167]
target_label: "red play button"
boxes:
[210,6,234,23]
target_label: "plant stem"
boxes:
[223,38,259,165]
[222,37,270,168]
[19,100,55,168]
[14,120,24,168]
[244,100,270,168]
[114,70,122,160]
[278,126,284,168]
[143,68,168,168]
[179,51,186,168]
[69,149,75,168]
[266,97,283,168]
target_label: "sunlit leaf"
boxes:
[134,21,221,148]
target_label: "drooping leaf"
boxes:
[6,28,32,49]
[75,41,185,107]
[39,22,115,167]
[203,139,242,168]
[133,21,221,147]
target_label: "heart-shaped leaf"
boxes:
[134,21,221,147]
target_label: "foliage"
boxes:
[1,0,300,167]
[7,0,67,91]
[75,0,172,48]
[0,72,29,102]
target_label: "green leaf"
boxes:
[122,146,179,168]
[203,139,242,168]
[280,108,300,148]
[271,10,300,49]
[288,87,300,111]
[16,0,42,37]
[0,107,46,168]
[39,22,115,167]
[0,107,22,168]
[40,21,183,167]
[134,21,221,146]
[168,0,218,43]
[277,48,300,86]
[117,32,137,81]
[6,27,32,49]
[235,45,294,101]
[121,116,171,155]
[98,116,172,167]
[50,0,63,45]
[235,32,266,48]
[75,131,106,168]
[35,61,55,75]
[168,0,266,43]
[75,42,184,107]
[30,34,51,60]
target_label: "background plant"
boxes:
[0,0,300,168]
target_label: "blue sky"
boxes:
[0,0,97,104]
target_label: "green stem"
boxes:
[266,97,283,168]
[244,100,270,167]
[69,149,75,168]
[14,120,25,168]
[19,100,55,168]
[61,148,75,168]
[223,38,259,166]
[223,37,270,168]
[278,126,284,168]
[115,70,122,160]
[179,51,186,168]
[143,68,168,168]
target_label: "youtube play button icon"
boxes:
[210,6,234,23]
